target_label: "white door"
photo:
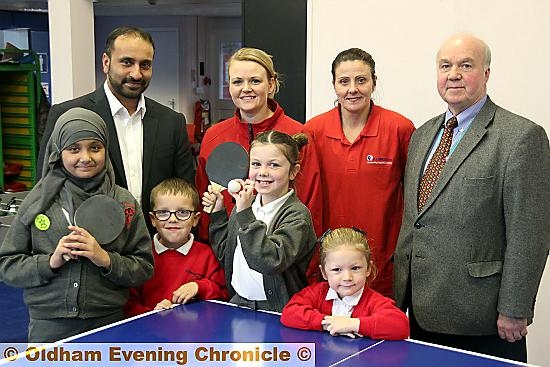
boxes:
[145,28,180,112]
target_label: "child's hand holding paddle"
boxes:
[202,185,225,213]
[64,225,111,270]
[50,225,110,270]
[50,235,79,269]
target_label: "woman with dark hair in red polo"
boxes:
[305,48,415,297]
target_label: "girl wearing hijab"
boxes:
[0,107,153,343]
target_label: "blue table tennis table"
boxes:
[49,300,528,367]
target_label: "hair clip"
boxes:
[318,228,332,244]
[351,226,367,237]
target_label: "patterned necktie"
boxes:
[417,116,458,211]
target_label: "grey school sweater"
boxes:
[209,192,316,312]
[0,186,153,319]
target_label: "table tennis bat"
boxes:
[204,142,249,213]
[63,194,125,261]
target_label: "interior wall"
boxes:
[48,0,95,104]
[307,1,549,365]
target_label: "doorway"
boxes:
[206,17,241,123]
[145,28,180,112]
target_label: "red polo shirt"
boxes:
[305,104,414,297]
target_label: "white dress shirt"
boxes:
[104,82,145,203]
[231,189,294,300]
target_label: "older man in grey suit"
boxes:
[394,33,550,362]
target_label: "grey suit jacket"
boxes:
[37,87,195,232]
[394,97,550,335]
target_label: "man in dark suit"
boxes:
[38,26,195,233]
[394,33,550,362]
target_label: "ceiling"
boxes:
[0,0,241,17]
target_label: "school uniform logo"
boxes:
[186,269,206,280]
[123,203,136,229]
[366,154,393,166]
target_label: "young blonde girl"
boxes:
[281,227,409,340]
[203,130,316,312]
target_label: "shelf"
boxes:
[0,49,41,192]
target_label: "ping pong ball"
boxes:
[228,179,241,193]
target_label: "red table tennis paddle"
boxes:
[204,142,249,213]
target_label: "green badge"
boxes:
[34,214,50,231]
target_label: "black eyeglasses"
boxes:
[318,226,367,244]
[152,209,196,221]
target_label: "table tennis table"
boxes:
[47,300,529,367]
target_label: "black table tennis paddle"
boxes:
[63,195,125,261]
[74,194,126,243]
[204,142,249,213]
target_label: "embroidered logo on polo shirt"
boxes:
[366,154,393,166]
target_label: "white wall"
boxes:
[48,0,95,104]
[307,0,550,132]
[307,1,549,365]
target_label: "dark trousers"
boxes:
[28,310,124,343]
[409,307,527,363]
[230,293,277,312]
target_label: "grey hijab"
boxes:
[20,107,116,225]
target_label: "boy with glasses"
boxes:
[124,178,228,316]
